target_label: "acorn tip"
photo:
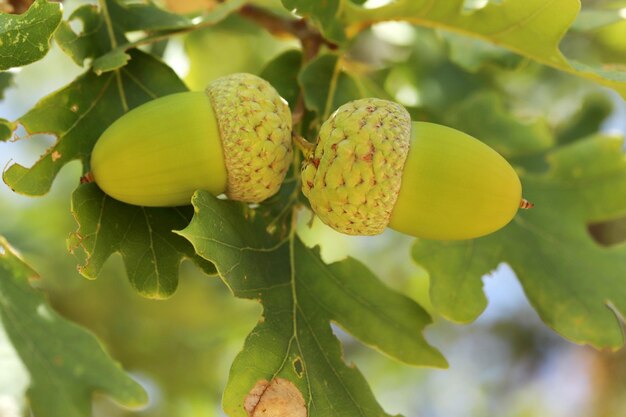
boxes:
[80,172,94,184]
[520,198,534,209]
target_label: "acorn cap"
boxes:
[207,73,293,203]
[301,98,411,235]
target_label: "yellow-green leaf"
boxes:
[342,0,626,98]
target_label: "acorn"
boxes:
[301,98,525,240]
[90,73,292,207]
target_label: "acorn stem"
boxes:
[292,133,315,156]
[520,198,534,209]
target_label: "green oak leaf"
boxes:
[54,3,121,68]
[0,236,147,416]
[95,0,246,73]
[56,0,245,73]
[412,134,626,349]
[2,50,185,195]
[69,184,216,298]
[2,50,215,298]
[54,4,100,66]
[260,49,303,110]
[341,0,626,98]
[55,0,188,67]
[178,191,446,417]
[299,53,362,120]
[0,0,62,70]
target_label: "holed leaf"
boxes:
[54,3,114,67]
[55,0,246,73]
[54,0,188,69]
[0,0,62,70]
[413,134,626,349]
[178,191,446,417]
[93,0,246,73]
[0,236,147,416]
[341,0,626,98]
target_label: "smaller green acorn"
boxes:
[90,73,292,207]
[302,98,527,240]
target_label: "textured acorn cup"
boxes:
[91,73,292,207]
[301,98,522,240]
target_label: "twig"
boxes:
[239,5,335,132]
[238,5,336,62]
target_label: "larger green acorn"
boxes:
[302,98,525,240]
[91,73,292,207]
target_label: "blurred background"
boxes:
[1,0,626,416]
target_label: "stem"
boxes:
[238,5,336,59]
[322,58,342,122]
[98,0,118,49]
[292,133,314,156]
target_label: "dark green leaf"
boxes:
[178,192,446,417]
[0,0,62,70]
[69,184,216,298]
[0,236,147,416]
[56,0,245,72]
[299,53,362,119]
[413,135,626,349]
[55,4,106,66]
[260,49,303,110]
[106,0,192,32]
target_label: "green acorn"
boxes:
[91,73,292,206]
[302,98,526,240]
